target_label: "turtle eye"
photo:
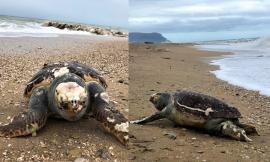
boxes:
[80,101,86,105]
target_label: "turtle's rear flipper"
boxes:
[0,88,48,137]
[87,82,128,145]
[220,121,252,142]
[237,123,259,135]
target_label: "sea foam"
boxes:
[196,37,270,96]
[0,16,91,37]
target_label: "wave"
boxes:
[249,37,270,48]
[0,17,92,37]
[197,37,270,51]
[196,37,270,96]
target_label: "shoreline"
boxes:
[129,43,270,162]
[0,33,126,40]
[194,45,270,97]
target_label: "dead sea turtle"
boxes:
[0,61,128,145]
[131,90,258,142]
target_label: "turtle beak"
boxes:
[70,100,84,113]
[72,102,78,111]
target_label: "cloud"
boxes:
[129,0,270,33]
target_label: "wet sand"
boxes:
[129,43,270,162]
[0,35,128,161]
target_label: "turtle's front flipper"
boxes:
[0,88,48,137]
[130,112,165,124]
[87,82,128,145]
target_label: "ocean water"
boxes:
[0,15,91,37]
[196,37,270,96]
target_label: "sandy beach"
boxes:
[0,35,128,161]
[128,44,270,162]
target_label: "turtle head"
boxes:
[49,73,88,121]
[149,92,172,111]
[55,82,87,113]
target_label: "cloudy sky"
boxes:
[129,0,270,42]
[0,0,128,28]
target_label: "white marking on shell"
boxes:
[223,123,228,129]
[176,101,205,113]
[107,117,115,123]
[176,101,215,116]
[205,108,214,116]
[124,135,129,140]
[114,122,129,133]
[53,67,70,78]
[100,92,109,103]
[94,93,99,98]
[36,90,43,96]
[77,66,82,69]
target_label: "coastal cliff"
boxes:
[129,32,170,43]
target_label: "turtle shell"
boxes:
[173,90,241,119]
[24,61,107,97]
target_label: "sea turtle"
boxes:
[0,61,128,145]
[131,90,258,142]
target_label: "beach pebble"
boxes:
[118,79,124,83]
[69,148,82,157]
[74,158,89,162]
[196,150,204,154]
[17,156,24,162]
[40,141,46,148]
[96,148,110,159]
[220,150,228,154]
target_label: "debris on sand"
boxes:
[163,132,177,140]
